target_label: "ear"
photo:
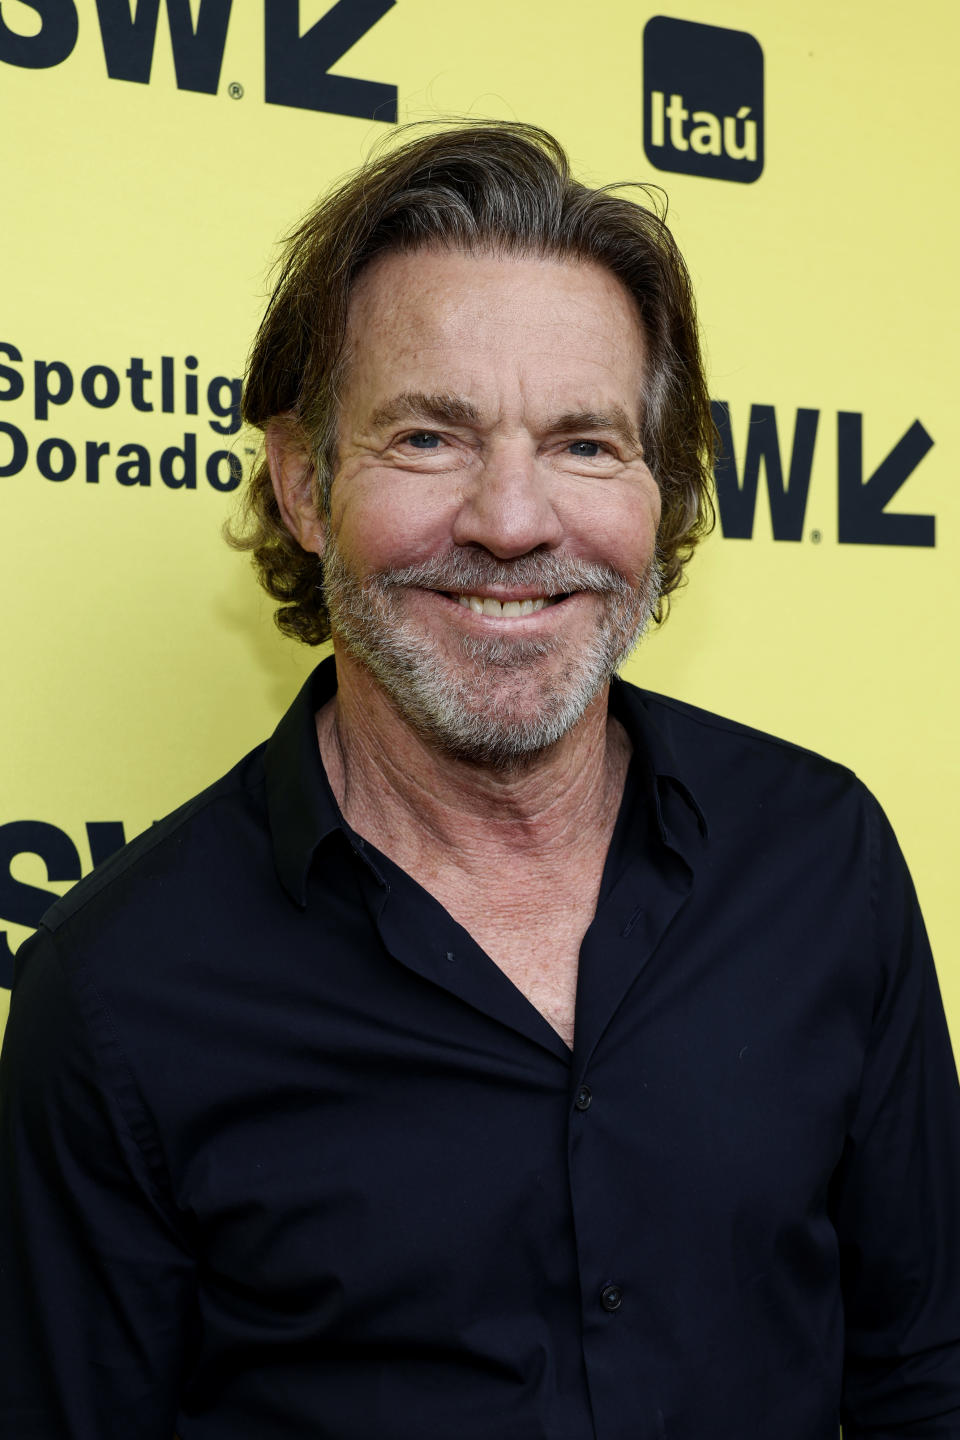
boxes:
[266,418,325,556]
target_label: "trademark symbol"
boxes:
[810,529,822,544]
[244,447,256,455]
[227,81,244,99]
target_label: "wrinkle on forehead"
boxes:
[347,246,646,347]
[341,247,649,436]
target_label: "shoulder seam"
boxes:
[42,766,265,932]
[634,688,859,774]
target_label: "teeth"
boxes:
[455,594,551,616]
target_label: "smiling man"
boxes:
[309,248,661,774]
[2,123,959,1440]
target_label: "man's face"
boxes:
[317,246,662,765]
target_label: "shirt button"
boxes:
[574,1084,592,1112]
[601,1284,623,1312]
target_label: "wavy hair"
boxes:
[229,121,715,644]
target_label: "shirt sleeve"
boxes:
[836,793,960,1439]
[0,924,197,1439]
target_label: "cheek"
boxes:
[560,478,661,581]
[329,459,662,577]
[329,466,462,573]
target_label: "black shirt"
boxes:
[2,658,958,1440]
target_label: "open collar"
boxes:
[265,657,709,907]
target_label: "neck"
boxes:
[317,648,631,875]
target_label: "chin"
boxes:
[353,625,626,768]
[323,536,659,765]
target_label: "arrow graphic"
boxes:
[266,0,397,122]
[837,413,935,547]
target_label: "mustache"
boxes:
[364,548,636,598]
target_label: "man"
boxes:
[1,123,958,1439]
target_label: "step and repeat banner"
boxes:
[1,0,956,1052]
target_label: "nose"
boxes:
[451,440,564,558]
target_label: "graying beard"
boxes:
[322,544,660,768]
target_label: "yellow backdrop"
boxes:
[1,0,956,1061]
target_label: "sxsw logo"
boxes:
[712,404,935,547]
[644,16,763,183]
[0,0,397,122]
[0,820,130,986]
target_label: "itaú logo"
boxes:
[0,0,397,122]
[643,15,764,184]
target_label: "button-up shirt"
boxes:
[2,657,958,1439]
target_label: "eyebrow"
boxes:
[367,392,481,431]
[549,407,643,452]
[366,393,643,452]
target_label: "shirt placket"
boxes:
[567,842,695,1440]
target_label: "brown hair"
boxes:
[231,120,716,644]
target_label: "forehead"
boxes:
[341,246,647,413]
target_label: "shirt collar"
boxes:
[265,657,708,907]
[608,674,709,852]
[265,655,343,906]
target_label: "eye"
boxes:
[403,431,443,450]
[567,439,603,458]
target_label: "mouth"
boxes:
[443,592,569,617]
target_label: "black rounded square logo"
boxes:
[643,16,764,184]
